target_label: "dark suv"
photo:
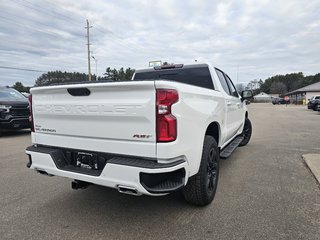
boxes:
[272,98,288,105]
[0,87,30,133]
[307,96,320,110]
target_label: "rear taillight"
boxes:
[156,89,178,142]
[28,94,34,132]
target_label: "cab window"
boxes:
[215,69,231,95]
[224,75,239,98]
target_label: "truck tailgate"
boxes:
[31,81,156,157]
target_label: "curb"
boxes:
[303,154,320,185]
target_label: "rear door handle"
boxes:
[227,101,232,106]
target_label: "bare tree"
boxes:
[236,83,245,92]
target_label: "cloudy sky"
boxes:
[0,0,319,86]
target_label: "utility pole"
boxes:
[85,19,92,81]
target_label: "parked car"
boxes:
[26,63,253,206]
[272,98,289,105]
[310,99,320,111]
[307,96,320,110]
[0,86,30,134]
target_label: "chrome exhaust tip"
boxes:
[117,185,139,196]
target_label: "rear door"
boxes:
[215,69,242,141]
[31,81,157,157]
[224,74,243,132]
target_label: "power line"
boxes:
[0,66,46,72]
[12,0,83,28]
[91,24,153,56]
[5,0,154,66]
[10,0,151,56]
[17,0,117,41]
[0,15,80,39]
[1,2,83,38]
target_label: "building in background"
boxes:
[285,81,320,104]
[253,92,272,102]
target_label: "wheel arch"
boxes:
[205,121,221,147]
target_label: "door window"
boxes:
[224,75,239,98]
[215,69,231,95]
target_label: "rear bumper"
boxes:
[26,145,188,196]
[0,117,30,130]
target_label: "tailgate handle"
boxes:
[67,88,90,96]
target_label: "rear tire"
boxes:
[239,118,252,146]
[183,136,219,206]
[312,105,318,111]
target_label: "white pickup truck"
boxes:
[26,63,253,206]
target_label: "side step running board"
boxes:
[220,135,244,159]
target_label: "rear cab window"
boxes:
[133,65,215,90]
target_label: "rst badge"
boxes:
[133,134,152,139]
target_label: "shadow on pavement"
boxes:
[0,129,31,137]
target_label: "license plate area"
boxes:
[51,148,109,176]
[76,152,98,170]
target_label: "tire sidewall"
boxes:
[239,118,252,146]
[183,136,220,206]
[199,136,220,204]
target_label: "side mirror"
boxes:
[241,90,253,101]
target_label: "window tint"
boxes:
[225,75,239,98]
[215,69,230,95]
[133,67,214,90]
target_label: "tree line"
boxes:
[32,68,135,87]
[10,67,135,91]
[259,72,320,94]
[34,71,91,86]
[236,72,320,96]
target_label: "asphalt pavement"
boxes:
[1,103,320,240]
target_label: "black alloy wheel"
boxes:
[207,148,218,193]
[239,118,252,146]
[183,136,219,206]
